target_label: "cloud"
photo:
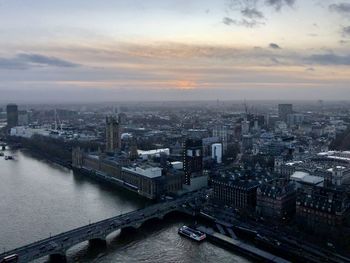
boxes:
[225,0,295,29]
[342,26,350,37]
[222,17,235,25]
[87,40,350,67]
[225,1,265,28]
[0,53,80,70]
[0,58,27,70]
[305,67,315,72]
[269,43,281,49]
[265,0,296,11]
[306,53,350,65]
[17,53,80,67]
[241,8,265,19]
[329,3,350,16]
[270,57,281,64]
[223,17,264,28]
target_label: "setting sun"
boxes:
[175,80,197,90]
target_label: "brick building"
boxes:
[211,176,260,210]
[256,181,296,220]
[296,186,350,231]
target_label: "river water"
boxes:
[0,147,250,263]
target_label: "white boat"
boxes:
[178,225,206,242]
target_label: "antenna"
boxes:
[54,109,63,132]
[243,99,248,119]
[54,109,57,131]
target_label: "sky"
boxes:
[0,0,350,102]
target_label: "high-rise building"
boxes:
[278,104,293,122]
[183,138,203,185]
[106,115,121,153]
[241,120,250,135]
[212,125,228,153]
[211,143,222,164]
[242,134,253,153]
[6,104,18,128]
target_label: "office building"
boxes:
[212,125,228,153]
[211,143,222,164]
[6,103,18,128]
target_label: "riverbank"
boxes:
[5,135,101,170]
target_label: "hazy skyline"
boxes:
[1,0,350,102]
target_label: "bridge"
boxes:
[0,191,205,263]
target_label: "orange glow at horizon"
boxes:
[175,80,197,90]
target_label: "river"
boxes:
[0,147,250,262]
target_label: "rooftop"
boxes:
[122,165,162,179]
[291,171,324,185]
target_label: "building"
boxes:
[276,152,350,187]
[242,134,253,153]
[137,148,170,160]
[202,136,220,160]
[18,110,29,126]
[6,104,18,128]
[211,176,260,210]
[296,187,350,231]
[121,166,162,199]
[287,113,304,126]
[212,125,228,153]
[121,164,183,199]
[183,138,203,185]
[256,181,296,220]
[327,166,350,186]
[171,161,183,170]
[316,151,350,165]
[290,171,324,189]
[10,126,50,138]
[211,143,222,164]
[72,147,183,199]
[278,104,293,122]
[241,120,250,135]
[106,115,121,153]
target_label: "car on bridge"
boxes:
[0,254,18,263]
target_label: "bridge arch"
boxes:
[89,238,107,247]
[49,253,67,263]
